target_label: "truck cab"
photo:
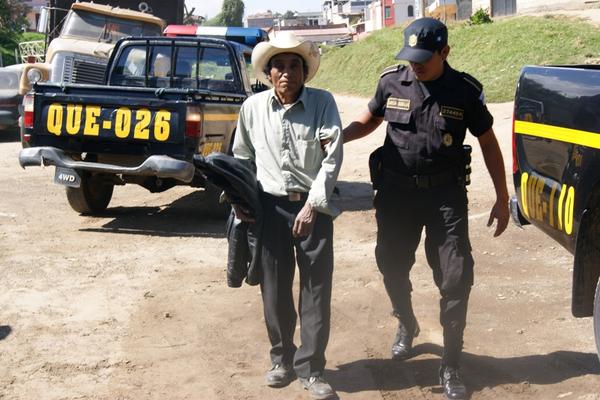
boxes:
[20,2,166,95]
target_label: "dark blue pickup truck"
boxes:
[19,35,266,215]
[511,65,600,360]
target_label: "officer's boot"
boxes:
[391,316,419,360]
[439,364,468,400]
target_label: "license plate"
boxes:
[54,167,81,188]
[42,103,177,143]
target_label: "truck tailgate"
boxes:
[31,84,190,157]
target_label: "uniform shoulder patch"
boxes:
[461,72,483,93]
[380,64,405,78]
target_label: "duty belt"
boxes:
[382,168,459,189]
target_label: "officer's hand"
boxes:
[487,199,509,237]
[232,204,255,223]
[293,202,316,238]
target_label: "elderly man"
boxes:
[343,18,509,400]
[232,32,343,400]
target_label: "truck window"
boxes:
[110,43,240,93]
[61,10,162,43]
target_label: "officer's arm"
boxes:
[342,110,384,143]
[477,128,510,237]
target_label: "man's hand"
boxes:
[487,198,509,237]
[232,204,255,223]
[293,202,317,238]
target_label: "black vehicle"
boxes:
[19,35,265,215]
[511,65,600,360]
[0,65,24,133]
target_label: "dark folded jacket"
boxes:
[193,154,262,287]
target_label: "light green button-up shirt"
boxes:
[233,86,343,216]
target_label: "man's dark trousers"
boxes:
[260,192,334,378]
[374,184,474,367]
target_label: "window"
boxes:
[384,6,392,19]
[110,43,239,93]
[61,10,161,43]
[408,5,414,17]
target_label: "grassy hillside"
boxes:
[311,15,600,103]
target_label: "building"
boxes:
[246,11,276,29]
[322,0,374,25]
[269,24,352,45]
[365,0,416,32]
[23,0,47,31]
[460,0,589,18]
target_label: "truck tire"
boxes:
[595,276,600,363]
[66,172,114,214]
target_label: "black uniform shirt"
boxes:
[368,63,493,175]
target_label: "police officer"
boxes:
[343,18,509,400]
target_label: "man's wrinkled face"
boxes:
[409,46,449,82]
[268,53,306,101]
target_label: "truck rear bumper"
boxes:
[19,146,195,183]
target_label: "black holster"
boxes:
[461,144,472,186]
[369,146,384,190]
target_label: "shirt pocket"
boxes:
[434,116,465,153]
[384,108,412,150]
[294,137,322,172]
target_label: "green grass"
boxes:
[311,15,600,103]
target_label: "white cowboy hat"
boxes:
[251,31,320,86]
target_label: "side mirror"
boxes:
[37,7,49,34]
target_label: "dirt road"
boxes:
[0,96,598,400]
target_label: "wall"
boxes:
[472,0,590,14]
[394,0,416,24]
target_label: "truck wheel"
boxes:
[595,276,600,363]
[66,172,114,214]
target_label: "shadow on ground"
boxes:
[335,181,373,212]
[79,190,229,238]
[327,343,599,396]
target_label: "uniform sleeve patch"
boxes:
[386,97,411,111]
[380,64,404,78]
[462,74,483,93]
[440,106,464,120]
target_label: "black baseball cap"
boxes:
[396,18,448,63]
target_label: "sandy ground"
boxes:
[0,95,599,400]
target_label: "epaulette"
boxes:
[380,64,405,78]
[461,72,483,93]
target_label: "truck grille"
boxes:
[63,57,107,85]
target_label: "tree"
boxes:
[205,0,244,27]
[221,0,244,26]
[0,0,30,32]
[0,0,31,65]
[283,10,296,19]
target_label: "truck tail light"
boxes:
[185,106,203,138]
[512,110,519,174]
[23,94,34,129]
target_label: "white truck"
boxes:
[20,2,166,95]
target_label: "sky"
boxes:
[185,0,326,19]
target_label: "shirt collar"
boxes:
[268,86,307,110]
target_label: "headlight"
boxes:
[27,68,43,84]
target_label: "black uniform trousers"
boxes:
[259,192,334,379]
[374,183,474,368]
